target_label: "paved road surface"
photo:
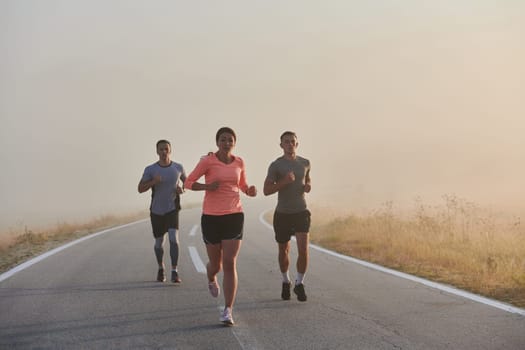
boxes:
[1,199,524,349]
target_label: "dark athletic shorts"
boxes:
[201,212,244,245]
[150,209,179,238]
[273,210,311,243]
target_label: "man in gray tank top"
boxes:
[138,140,186,283]
[264,131,311,302]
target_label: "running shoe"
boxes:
[157,268,166,282]
[281,281,291,300]
[171,270,182,283]
[208,280,220,298]
[220,307,234,326]
[293,283,307,302]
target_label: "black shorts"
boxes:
[273,210,311,243]
[201,212,244,245]
[150,209,179,238]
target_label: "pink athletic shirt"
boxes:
[184,154,249,215]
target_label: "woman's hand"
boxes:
[246,185,257,197]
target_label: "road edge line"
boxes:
[0,219,148,283]
[258,209,525,316]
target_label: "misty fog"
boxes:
[1,1,524,231]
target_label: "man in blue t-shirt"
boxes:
[138,139,186,283]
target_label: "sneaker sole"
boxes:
[282,283,291,300]
[293,288,307,302]
[208,282,220,297]
[157,270,166,282]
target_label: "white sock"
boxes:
[296,273,305,285]
[282,272,291,283]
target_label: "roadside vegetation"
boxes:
[2,196,524,308]
[310,195,525,308]
[0,211,148,273]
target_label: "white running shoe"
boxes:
[220,307,234,326]
[208,280,220,298]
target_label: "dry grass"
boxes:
[309,195,525,308]
[0,211,148,273]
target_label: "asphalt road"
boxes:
[1,199,524,349]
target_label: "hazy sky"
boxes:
[1,1,524,230]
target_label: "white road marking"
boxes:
[0,219,149,283]
[258,209,273,230]
[216,306,261,350]
[188,246,206,273]
[189,224,199,237]
[259,209,525,316]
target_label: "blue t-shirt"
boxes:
[141,161,186,215]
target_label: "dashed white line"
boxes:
[188,246,206,273]
[216,306,261,350]
[189,224,199,237]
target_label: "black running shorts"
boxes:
[273,210,311,243]
[201,212,244,244]
[150,209,179,238]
